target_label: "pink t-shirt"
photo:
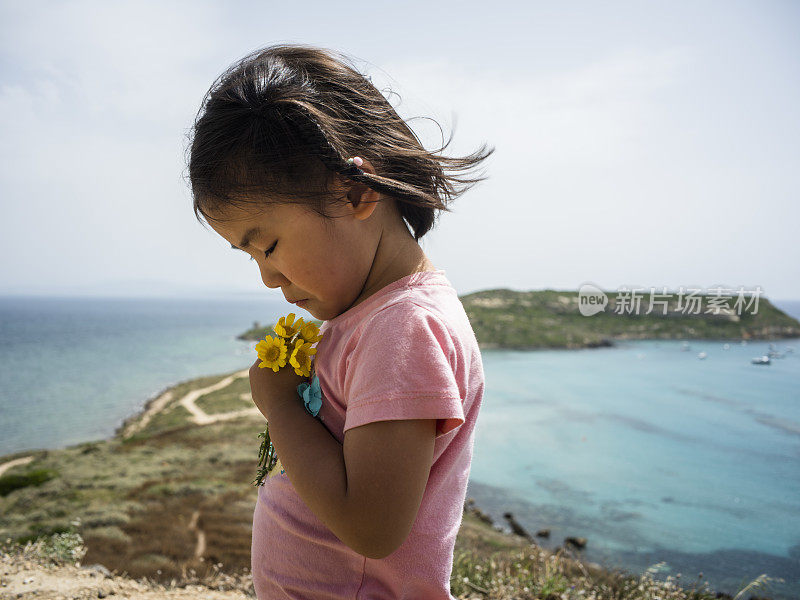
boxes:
[251,269,485,599]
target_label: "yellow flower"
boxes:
[298,320,322,344]
[289,338,317,377]
[255,335,288,372]
[251,313,322,487]
[274,313,304,339]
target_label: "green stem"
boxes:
[252,424,279,487]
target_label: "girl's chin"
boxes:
[295,300,322,320]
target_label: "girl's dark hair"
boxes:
[185,43,494,240]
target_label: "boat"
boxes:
[697,352,707,360]
[723,343,730,350]
[751,355,771,365]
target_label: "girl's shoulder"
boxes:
[357,292,479,361]
[322,271,478,353]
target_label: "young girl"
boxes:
[188,43,492,599]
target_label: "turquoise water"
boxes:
[467,333,800,599]
[0,295,272,455]
[1,295,798,598]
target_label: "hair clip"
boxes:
[344,156,365,178]
[346,156,364,167]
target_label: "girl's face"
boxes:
[205,195,382,322]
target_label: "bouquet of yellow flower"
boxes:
[252,313,323,487]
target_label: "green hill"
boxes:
[238,290,800,350]
[461,289,799,349]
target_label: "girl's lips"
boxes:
[294,299,308,308]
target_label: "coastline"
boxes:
[113,383,178,440]
[0,366,792,599]
[0,365,603,556]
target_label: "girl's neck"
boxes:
[346,214,436,313]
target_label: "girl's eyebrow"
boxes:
[230,227,262,250]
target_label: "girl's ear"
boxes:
[342,158,380,221]
[347,184,380,221]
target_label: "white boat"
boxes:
[697,352,707,360]
[751,355,771,365]
[723,343,730,350]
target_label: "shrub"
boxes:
[0,468,57,496]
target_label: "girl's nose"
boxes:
[257,261,289,289]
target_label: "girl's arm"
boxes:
[261,396,436,559]
[343,417,437,558]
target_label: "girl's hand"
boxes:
[249,358,307,420]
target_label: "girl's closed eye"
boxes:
[250,241,277,261]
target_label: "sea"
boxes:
[0,295,798,599]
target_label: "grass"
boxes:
[194,376,253,414]
[0,366,790,598]
[1,531,87,566]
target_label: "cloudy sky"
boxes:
[1,0,798,302]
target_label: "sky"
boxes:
[1,0,798,302]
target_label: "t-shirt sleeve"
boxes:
[342,302,465,438]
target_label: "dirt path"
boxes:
[0,455,34,477]
[120,390,175,438]
[2,369,261,477]
[188,510,207,560]
[116,368,260,442]
[178,369,261,426]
